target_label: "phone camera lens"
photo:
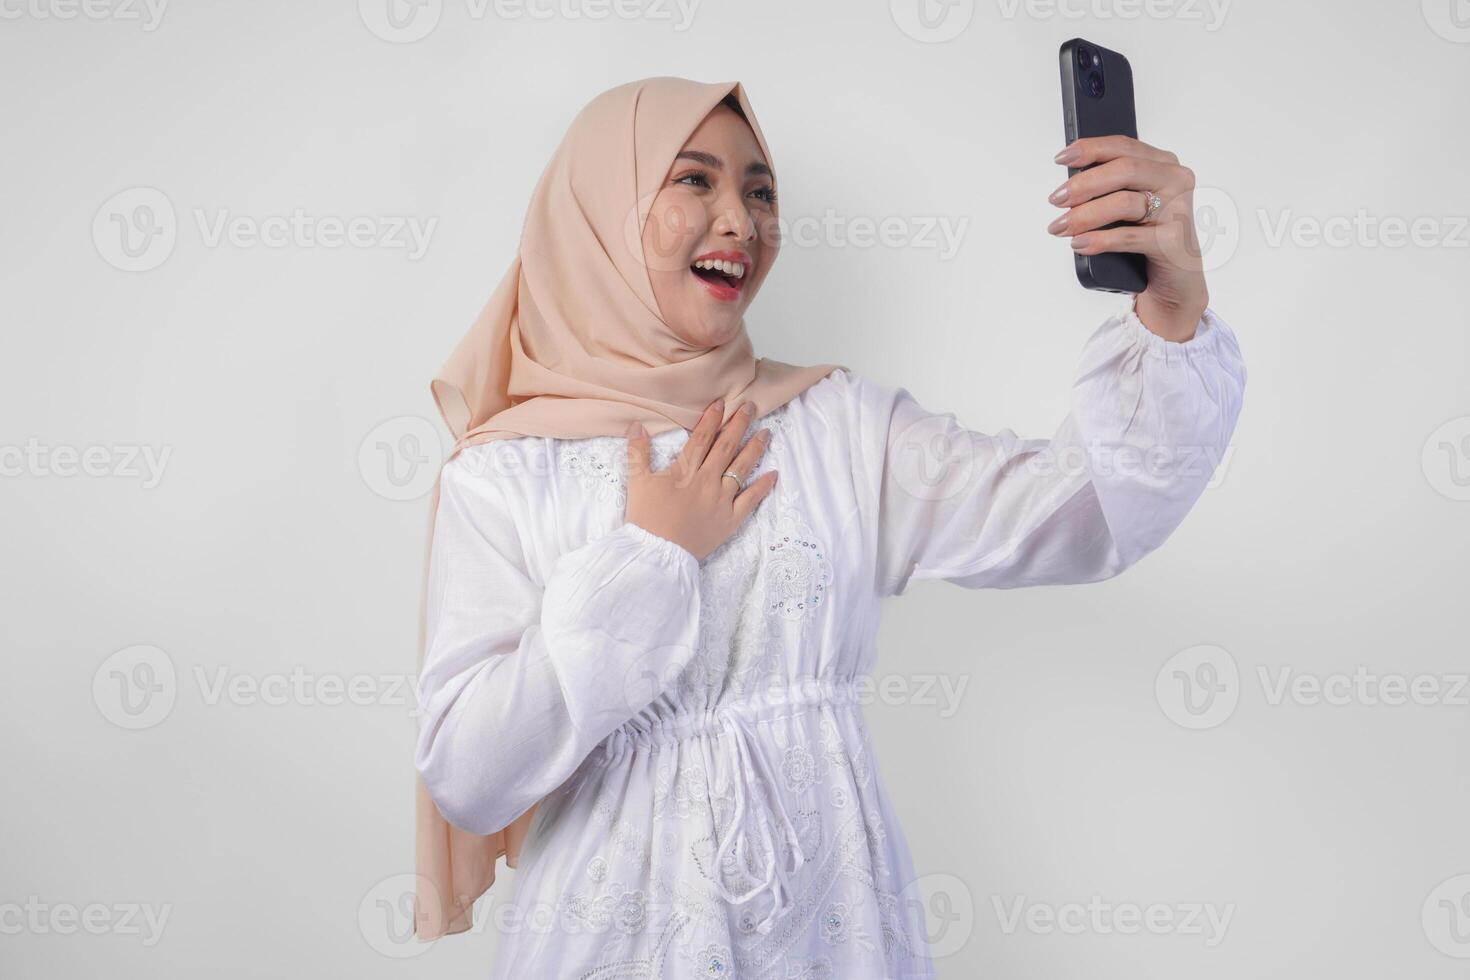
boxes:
[1077,47,1091,68]
[1087,73,1104,97]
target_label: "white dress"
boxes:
[414,306,1247,979]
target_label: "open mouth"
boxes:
[689,255,749,300]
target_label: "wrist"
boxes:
[622,519,702,566]
[1134,291,1207,343]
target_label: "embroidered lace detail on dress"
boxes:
[551,403,835,705]
[534,392,929,978]
[554,682,926,978]
[562,804,923,979]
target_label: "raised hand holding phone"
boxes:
[1053,38,1210,342]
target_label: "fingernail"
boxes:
[741,401,754,415]
[1047,215,1068,235]
[1069,234,1093,250]
[626,420,643,437]
[1048,183,1070,205]
[1054,146,1080,164]
[713,398,725,414]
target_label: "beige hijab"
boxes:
[414,76,842,940]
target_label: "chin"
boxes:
[676,317,743,349]
[672,291,748,344]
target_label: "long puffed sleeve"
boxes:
[854,306,1246,597]
[414,451,702,836]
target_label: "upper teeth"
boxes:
[694,259,745,278]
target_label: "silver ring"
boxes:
[1140,189,1162,223]
[722,470,742,486]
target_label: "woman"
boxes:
[412,76,1244,978]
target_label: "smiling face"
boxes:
[640,101,779,350]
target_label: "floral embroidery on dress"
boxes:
[874,886,924,960]
[818,891,878,955]
[784,955,834,980]
[610,817,652,865]
[868,811,887,845]
[556,773,928,977]
[654,751,715,821]
[847,735,874,790]
[616,891,651,934]
[551,418,694,513]
[818,900,853,945]
[588,855,609,882]
[763,499,833,619]
[793,805,824,859]
[692,942,734,978]
[560,881,652,936]
[573,910,688,979]
[782,743,820,794]
[682,514,762,701]
[556,441,627,509]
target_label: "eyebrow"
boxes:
[674,150,772,180]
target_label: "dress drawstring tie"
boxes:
[698,704,807,936]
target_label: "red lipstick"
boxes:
[689,250,752,303]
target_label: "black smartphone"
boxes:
[1059,37,1147,294]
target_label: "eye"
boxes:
[672,171,777,205]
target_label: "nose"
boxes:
[710,187,757,243]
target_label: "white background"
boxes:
[3,0,1469,976]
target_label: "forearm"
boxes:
[414,520,702,835]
